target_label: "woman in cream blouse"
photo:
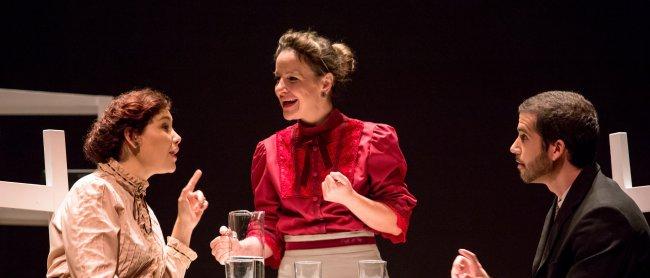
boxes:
[46,88,208,277]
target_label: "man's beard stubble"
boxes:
[520,152,554,183]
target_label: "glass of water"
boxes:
[226,257,256,278]
[358,260,387,278]
[294,260,321,278]
[224,210,265,278]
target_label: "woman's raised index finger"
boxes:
[183,169,203,192]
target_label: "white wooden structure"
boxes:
[609,132,650,212]
[0,88,112,117]
[0,88,112,226]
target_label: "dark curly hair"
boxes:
[275,29,356,97]
[518,91,599,168]
[83,88,171,164]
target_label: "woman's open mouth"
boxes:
[282,99,298,109]
[170,148,179,160]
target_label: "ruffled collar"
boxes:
[98,158,152,234]
[98,158,150,197]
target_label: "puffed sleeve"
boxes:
[366,124,417,243]
[49,180,121,278]
[250,140,284,268]
[163,236,198,278]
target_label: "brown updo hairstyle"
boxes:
[83,88,171,164]
[275,29,356,97]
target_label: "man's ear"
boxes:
[547,139,566,162]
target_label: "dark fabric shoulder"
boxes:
[564,205,650,277]
[587,172,648,228]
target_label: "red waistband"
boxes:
[285,236,376,250]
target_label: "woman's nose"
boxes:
[275,79,287,94]
[173,129,182,144]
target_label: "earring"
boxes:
[321,91,327,98]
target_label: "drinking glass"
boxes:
[225,257,255,278]
[224,210,265,278]
[294,260,321,278]
[358,260,387,278]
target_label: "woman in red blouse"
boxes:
[210,29,417,278]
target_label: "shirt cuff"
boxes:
[378,201,409,243]
[166,236,198,262]
[263,233,283,269]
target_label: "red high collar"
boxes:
[297,109,344,140]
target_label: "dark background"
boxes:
[1,1,649,277]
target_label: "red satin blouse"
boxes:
[250,109,417,268]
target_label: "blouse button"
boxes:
[312,146,318,151]
[312,197,318,201]
[312,172,318,177]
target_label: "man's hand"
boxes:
[451,249,490,278]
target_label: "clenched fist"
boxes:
[321,171,357,205]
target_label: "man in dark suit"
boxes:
[450,91,650,278]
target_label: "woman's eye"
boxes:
[519,134,527,141]
[288,76,298,82]
[162,124,170,131]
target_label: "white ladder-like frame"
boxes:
[0,88,112,226]
[609,132,650,212]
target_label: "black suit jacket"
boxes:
[532,164,650,278]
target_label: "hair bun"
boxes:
[332,43,356,81]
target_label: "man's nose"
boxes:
[509,139,519,154]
